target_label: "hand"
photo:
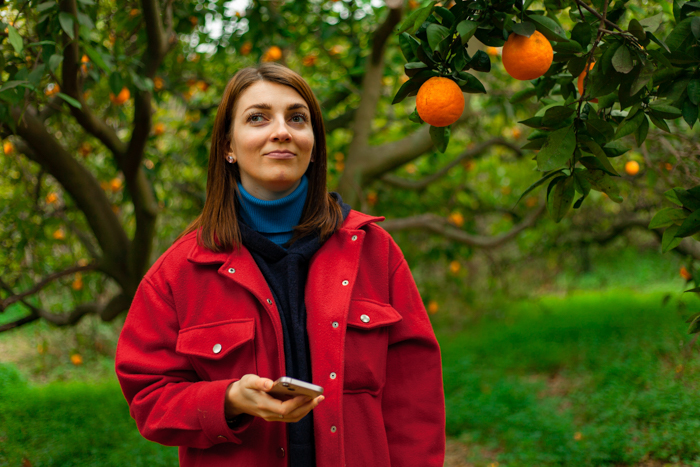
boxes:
[225,374,324,423]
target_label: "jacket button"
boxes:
[360,314,370,323]
[277,447,285,458]
[213,343,222,354]
[330,372,336,379]
[227,268,235,274]
[267,298,272,304]
[330,426,337,433]
[351,235,358,241]
[342,280,349,286]
[332,321,339,328]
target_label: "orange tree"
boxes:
[0,0,698,332]
[394,0,700,331]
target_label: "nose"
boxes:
[270,118,292,142]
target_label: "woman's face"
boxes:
[229,80,315,200]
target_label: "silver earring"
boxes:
[226,155,234,163]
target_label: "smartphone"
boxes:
[268,377,324,400]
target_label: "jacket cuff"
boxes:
[196,379,253,444]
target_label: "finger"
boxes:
[283,395,324,421]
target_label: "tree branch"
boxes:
[381,137,522,190]
[0,264,97,310]
[572,0,624,33]
[381,204,546,249]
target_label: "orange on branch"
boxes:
[427,301,439,314]
[53,229,65,240]
[625,160,640,176]
[45,83,60,96]
[110,178,122,192]
[240,42,252,55]
[46,193,58,204]
[71,354,83,365]
[681,266,692,281]
[129,8,139,17]
[366,191,378,206]
[415,77,465,127]
[262,46,283,62]
[154,123,166,136]
[486,46,500,57]
[302,54,318,67]
[449,261,461,275]
[109,87,130,105]
[502,30,553,81]
[153,76,164,91]
[3,141,14,155]
[448,212,464,227]
[577,62,598,103]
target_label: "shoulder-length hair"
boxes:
[178,63,343,251]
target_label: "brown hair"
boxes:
[178,63,343,251]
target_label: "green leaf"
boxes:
[613,110,645,140]
[688,314,700,334]
[628,19,646,42]
[580,169,623,203]
[662,224,683,252]
[399,33,418,61]
[427,24,450,52]
[518,116,544,128]
[692,16,700,39]
[603,141,630,158]
[551,40,583,54]
[397,5,431,35]
[514,169,564,206]
[48,54,64,73]
[512,22,536,37]
[58,12,75,40]
[456,20,479,44]
[612,46,634,74]
[510,88,536,104]
[675,209,700,238]
[536,125,576,171]
[37,1,56,12]
[635,114,650,146]
[638,13,664,33]
[666,17,694,52]
[649,114,671,132]
[392,79,421,104]
[408,108,423,124]
[648,32,671,53]
[7,26,23,54]
[630,62,654,96]
[582,140,619,176]
[676,188,700,210]
[109,72,124,95]
[429,125,450,153]
[547,176,575,222]
[571,22,592,48]
[649,207,689,229]
[573,170,592,197]
[527,14,568,42]
[648,102,683,119]
[665,188,684,206]
[682,100,698,128]
[585,118,615,145]
[467,50,491,73]
[687,79,700,106]
[83,44,110,74]
[404,61,428,77]
[456,72,485,94]
[56,92,82,109]
[0,80,30,93]
[541,105,575,127]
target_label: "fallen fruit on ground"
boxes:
[416,77,465,127]
[502,30,553,81]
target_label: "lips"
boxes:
[265,151,295,159]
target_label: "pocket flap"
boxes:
[176,319,255,360]
[347,300,402,330]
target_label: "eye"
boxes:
[291,113,308,123]
[246,112,265,123]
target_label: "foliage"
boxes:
[394,0,700,224]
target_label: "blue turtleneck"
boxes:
[236,175,309,247]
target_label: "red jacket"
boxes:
[115,210,445,466]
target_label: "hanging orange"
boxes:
[502,30,553,81]
[415,77,465,127]
[577,62,598,103]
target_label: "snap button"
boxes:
[277,447,285,458]
[360,314,370,323]
[342,280,349,286]
[213,343,222,354]
[217,435,227,440]
[351,235,358,241]
[330,372,336,379]
[330,426,337,433]
[267,298,272,304]
[332,321,339,328]
[227,268,235,274]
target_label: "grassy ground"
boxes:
[1,289,699,466]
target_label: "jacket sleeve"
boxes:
[382,239,446,467]
[115,277,253,448]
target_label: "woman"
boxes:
[115,63,445,467]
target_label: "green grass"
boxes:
[440,289,700,466]
[1,289,699,466]
[0,367,178,467]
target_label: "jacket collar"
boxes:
[186,209,384,265]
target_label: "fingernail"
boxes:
[265,381,272,390]
[318,396,325,402]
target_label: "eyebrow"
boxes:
[242,103,310,113]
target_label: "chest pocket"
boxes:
[176,319,257,382]
[344,300,402,395]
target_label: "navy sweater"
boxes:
[238,190,351,467]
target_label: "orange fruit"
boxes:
[366,191,378,206]
[302,54,318,67]
[408,0,418,8]
[665,163,673,171]
[154,123,165,136]
[72,272,83,290]
[328,45,344,56]
[334,152,344,162]
[336,161,345,172]
[405,163,417,174]
[525,196,538,208]
[45,83,60,96]
[240,42,252,55]
[416,77,465,127]
[448,212,464,227]
[449,261,461,274]
[262,46,282,62]
[189,16,198,26]
[110,178,122,192]
[486,47,500,57]
[577,62,598,103]
[153,76,164,91]
[502,30,553,81]
[71,354,83,365]
[78,142,92,157]
[574,432,583,441]
[625,160,640,176]
[109,87,130,105]
[129,8,139,17]
[46,193,58,204]
[680,266,692,281]
[427,301,439,314]
[3,141,14,155]
[196,80,209,92]
[53,229,65,240]
[512,127,522,139]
